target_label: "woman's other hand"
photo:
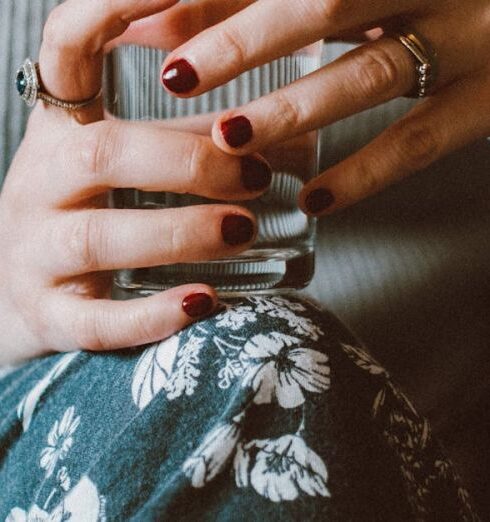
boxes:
[0,0,271,365]
[157,0,490,215]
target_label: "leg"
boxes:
[0,295,479,521]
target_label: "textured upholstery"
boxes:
[1,1,489,517]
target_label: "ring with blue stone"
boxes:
[16,58,39,107]
[15,58,102,110]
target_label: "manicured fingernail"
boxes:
[182,293,214,318]
[240,156,272,191]
[305,188,335,214]
[161,59,199,93]
[221,116,253,148]
[221,214,255,246]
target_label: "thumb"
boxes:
[38,0,179,121]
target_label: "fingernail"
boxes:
[305,188,335,214]
[221,116,253,148]
[182,293,214,318]
[221,214,255,246]
[161,59,199,93]
[240,156,272,191]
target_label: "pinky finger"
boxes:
[300,72,490,215]
[47,285,218,352]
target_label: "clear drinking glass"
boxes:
[106,25,322,295]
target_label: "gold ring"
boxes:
[386,26,438,98]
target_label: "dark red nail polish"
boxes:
[161,59,199,93]
[182,293,214,318]
[221,214,255,246]
[240,156,272,191]
[305,188,335,214]
[221,116,253,148]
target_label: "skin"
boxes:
[150,0,490,212]
[1,0,489,363]
[0,0,267,365]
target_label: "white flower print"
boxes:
[132,333,205,408]
[234,435,330,502]
[6,504,64,522]
[40,406,80,478]
[132,335,180,410]
[6,476,102,522]
[183,421,241,488]
[62,476,103,521]
[241,332,330,409]
[216,305,257,331]
[166,334,205,400]
[217,357,245,390]
[251,296,306,314]
[57,466,71,492]
[248,297,323,341]
[278,311,324,341]
[17,352,79,432]
[341,343,387,376]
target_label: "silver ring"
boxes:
[16,58,102,110]
[387,27,438,98]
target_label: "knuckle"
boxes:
[73,304,157,351]
[162,219,185,263]
[353,47,400,98]
[316,0,352,22]
[273,91,302,129]
[352,156,384,200]
[58,132,83,172]
[66,212,103,272]
[83,121,123,179]
[215,26,248,70]
[392,121,441,171]
[72,308,110,351]
[43,5,72,52]
[184,137,209,187]
[130,307,158,343]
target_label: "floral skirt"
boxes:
[0,295,480,521]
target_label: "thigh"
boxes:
[0,295,479,521]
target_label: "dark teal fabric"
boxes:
[0,296,480,521]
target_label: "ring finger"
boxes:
[209,37,418,154]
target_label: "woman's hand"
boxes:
[0,0,272,365]
[154,0,490,215]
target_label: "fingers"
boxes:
[39,0,180,103]
[137,111,219,136]
[47,121,271,206]
[160,0,425,97]
[210,38,415,154]
[110,0,254,51]
[46,285,219,351]
[43,206,257,276]
[299,72,490,215]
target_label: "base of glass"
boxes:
[114,249,315,297]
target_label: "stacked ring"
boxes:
[386,26,439,98]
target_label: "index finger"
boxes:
[160,0,427,96]
[39,0,179,109]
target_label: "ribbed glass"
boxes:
[107,42,322,294]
